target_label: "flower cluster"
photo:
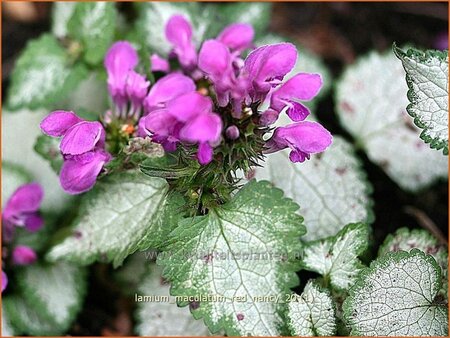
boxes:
[40,14,332,196]
[40,111,112,194]
[2,183,44,292]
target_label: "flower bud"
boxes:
[225,125,240,140]
[12,245,37,265]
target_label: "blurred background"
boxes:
[2,2,448,335]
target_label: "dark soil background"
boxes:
[2,2,448,335]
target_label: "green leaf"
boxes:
[1,162,31,209]
[1,304,16,336]
[3,296,56,336]
[394,45,449,154]
[16,262,87,333]
[135,263,211,336]
[255,136,373,240]
[203,3,272,39]
[6,34,88,110]
[2,109,73,211]
[67,2,117,65]
[51,1,77,38]
[302,223,370,291]
[343,249,448,336]
[158,180,305,336]
[47,171,170,267]
[34,135,63,173]
[287,280,336,336]
[379,227,448,297]
[134,2,202,56]
[335,51,448,192]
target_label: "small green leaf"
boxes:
[158,180,305,336]
[1,162,31,209]
[394,45,449,154]
[335,51,448,191]
[343,249,448,336]
[135,264,211,336]
[255,136,373,240]
[47,171,170,267]
[302,223,370,291]
[16,262,87,332]
[34,135,63,173]
[379,227,448,297]
[67,2,117,65]
[6,34,88,110]
[287,280,336,336]
[51,2,77,38]
[3,296,56,336]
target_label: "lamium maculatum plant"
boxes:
[2,2,448,337]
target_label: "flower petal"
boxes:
[217,23,254,52]
[197,142,213,165]
[3,183,44,220]
[24,213,44,232]
[285,101,311,122]
[12,245,37,265]
[180,113,223,144]
[2,270,8,292]
[60,121,106,155]
[144,73,196,113]
[104,41,139,79]
[151,54,170,72]
[40,110,83,137]
[166,92,213,122]
[60,150,111,195]
[165,15,197,68]
[277,121,332,154]
[141,109,178,137]
[199,39,232,77]
[271,73,322,112]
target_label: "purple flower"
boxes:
[151,54,170,72]
[243,43,297,101]
[41,111,111,194]
[12,245,37,265]
[60,150,112,194]
[265,121,332,163]
[144,73,196,113]
[225,125,240,140]
[126,71,151,115]
[270,73,322,122]
[165,15,197,69]
[1,270,7,293]
[3,183,44,237]
[104,41,139,109]
[217,23,254,52]
[179,112,223,164]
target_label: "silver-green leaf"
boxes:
[255,136,373,240]
[379,227,448,297]
[394,45,448,154]
[47,171,170,267]
[343,249,448,336]
[336,51,448,191]
[135,264,211,336]
[302,223,369,290]
[16,262,87,332]
[288,280,336,336]
[158,180,305,336]
[6,34,87,110]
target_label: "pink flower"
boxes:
[165,15,197,69]
[217,23,254,52]
[265,121,332,162]
[2,183,44,239]
[12,245,37,265]
[40,111,111,194]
